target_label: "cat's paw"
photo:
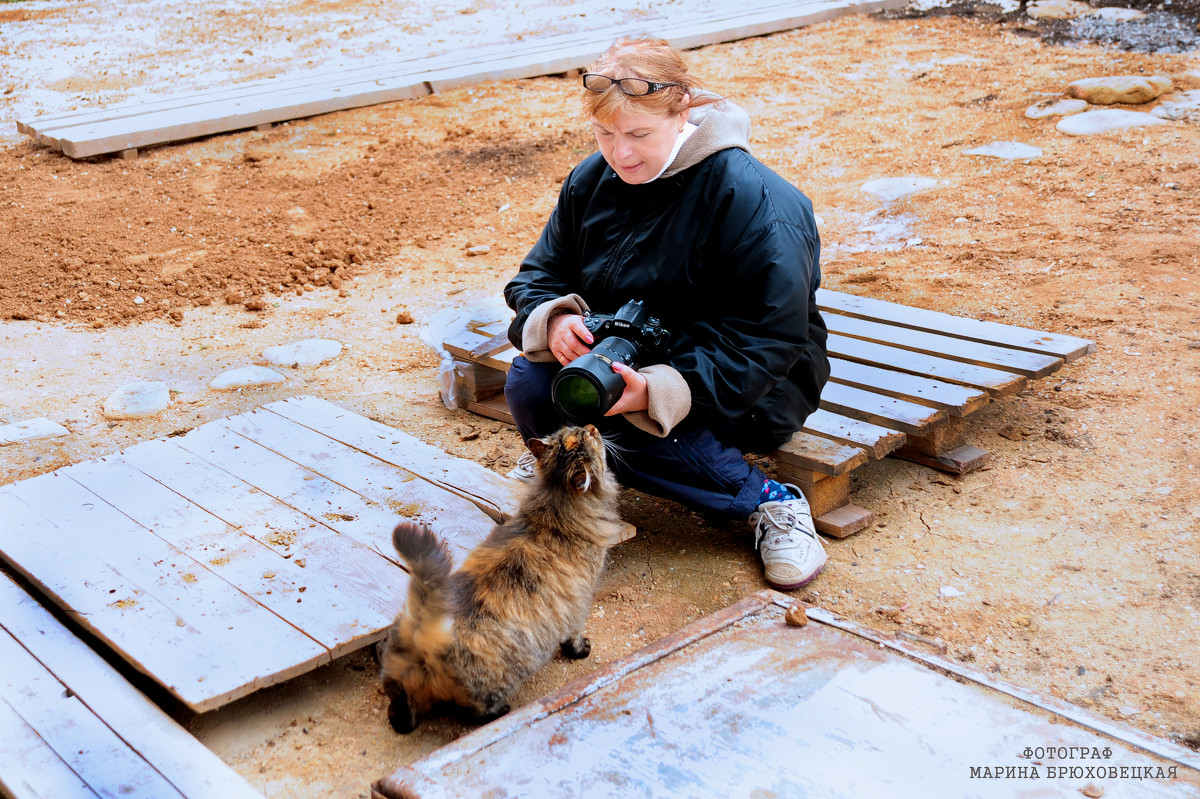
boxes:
[561,635,591,660]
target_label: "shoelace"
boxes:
[753,504,799,549]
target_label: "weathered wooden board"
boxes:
[20,0,906,158]
[374,591,1200,799]
[827,332,1028,396]
[0,573,262,799]
[0,396,514,712]
[829,356,990,416]
[826,313,1064,378]
[818,287,1096,362]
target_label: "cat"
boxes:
[378,423,620,733]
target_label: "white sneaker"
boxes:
[748,485,827,590]
[506,451,536,482]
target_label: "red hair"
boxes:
[581,37,719,122]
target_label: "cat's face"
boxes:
[527,424,607,494]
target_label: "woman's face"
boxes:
[591,106,688,185]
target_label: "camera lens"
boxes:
[553,372,603,420]
[551,337,638,423]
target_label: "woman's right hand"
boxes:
[548,313,595,366]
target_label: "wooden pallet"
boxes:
[0,395,635,714]
[374,591,1200,798]
[17,0,905,159]
[441,291,1094,537]
[0,571,263,799]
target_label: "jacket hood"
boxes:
[659,93,752,180]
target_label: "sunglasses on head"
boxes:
[582,73,683,96]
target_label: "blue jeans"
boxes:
[504,356,766,519]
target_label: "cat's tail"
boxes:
[392,523,455,649]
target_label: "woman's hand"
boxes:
[548,313,594,366]
[605,362,649,415]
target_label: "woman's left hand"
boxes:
[605,362,649,415]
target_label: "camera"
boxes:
[551,300,670,423]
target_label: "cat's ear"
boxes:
[528,437,549,461]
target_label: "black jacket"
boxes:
[505,145,829,453]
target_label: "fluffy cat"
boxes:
[378,423,619,733]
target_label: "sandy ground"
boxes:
[2,0,1199,796]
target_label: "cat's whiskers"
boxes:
[603,439,633,475]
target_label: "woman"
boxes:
[502,37,831,590]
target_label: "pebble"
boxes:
[1026,0,1092,19]
[964,141,1043,160]
[0,418,69,445]
[861,176,938,202]
[1152,90,1200,121]
[465,245,491,256]
[784,603,809,627]
[1092,6,1145,21]
[208,365,287,390]
[1025,97,1089,119]
[1056,109,1169,136]
[261,338,343,368]
[103,381,170,420]
[1065,75,1174,106]
[939,585,964,598]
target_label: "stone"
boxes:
[261,338,343,368]
[0,418,70,445]
[1026,0,1092,19]
[1184,71,1200,90]
[103,381,170,420]
[1066,75,1174,106]
[1152,90,1200,121]
[1093,6,1145,21]
[784,603,809,627]
[208,365,287,390]
[964,141,1043,160]
[465,245,491,256]
[1025,97,1089,119]
[860,176,938,202]
[1056,109,1169,136]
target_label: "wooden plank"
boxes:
[819,382,947,436]
[65,457,396,658]
[462,395,516,426]
[894,444,991,476]
[826,314,1063,378]
[21,0,904,157]
[829,357,990,416]
[818,288,1096,362]
[0,629,185,799]
[214,406,498,556]
[769,431,867,476]
[53,75,433,159]
[0,574,264,799]
[443,326,514,374]
[0,478,328,713]
[0,694,99,799]
[801,409,906,459]
[827,333,1028,396]
[166,422,420,561]
[265,396,522,522]
[814,504,874,538]
[115,439,408,646]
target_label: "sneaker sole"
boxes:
[765,560,826,591]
